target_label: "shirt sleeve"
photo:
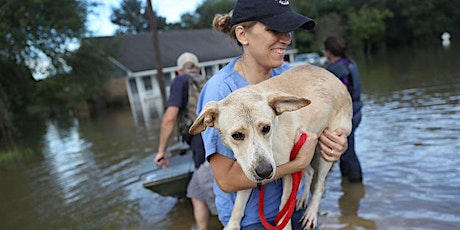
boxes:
[198,76,236,160]
[166,74,188,109]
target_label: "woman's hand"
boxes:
[319,129,348,162]
[290,129,319,172]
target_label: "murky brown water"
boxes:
[1,43,459,229]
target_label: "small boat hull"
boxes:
[141,143,195,197]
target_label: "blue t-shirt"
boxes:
[197,57,304,227]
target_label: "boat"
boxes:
[141,142,195,197]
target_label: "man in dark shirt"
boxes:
[155,52,216,230]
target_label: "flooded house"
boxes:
[93,28,299,126]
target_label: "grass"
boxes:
[0,148,35,166]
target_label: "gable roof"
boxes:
[93,28,243,73]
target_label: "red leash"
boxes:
[258,133,307,230]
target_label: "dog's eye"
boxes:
[232,132,245,141]
[261,125,270,134]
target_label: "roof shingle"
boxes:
[93,28,243,73]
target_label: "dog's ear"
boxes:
[189,101,219,135]
[268,94,311,115]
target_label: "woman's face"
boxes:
[241,22,292,69]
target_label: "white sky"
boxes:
[87,0,203,36]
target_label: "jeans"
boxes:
[339,129,363,182]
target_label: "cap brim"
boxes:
[259,11,315,33]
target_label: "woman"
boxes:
[197,0,348,229]
[323,35,364,183]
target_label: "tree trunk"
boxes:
[146,0,167,107]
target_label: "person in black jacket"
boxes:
[323,35,364,183]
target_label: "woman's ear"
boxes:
[235,25,248,46]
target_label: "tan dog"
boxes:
[189,65,352,230]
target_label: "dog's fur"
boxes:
[189,65,352,230]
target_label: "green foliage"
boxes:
[291,0,460,53]
[110,0,170,33]
[312,12,346,50]
[0,148,35,166]
[180,0,236,28]
[347,4,393,57]
[384,0,460,45]
[0,0,113,151]
[111,0,149,33]
[0,0,88,72]
[33,38,117,115]
[348,5,392,41]
[110,0,236,30]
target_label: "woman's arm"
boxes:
[209,131,319,193]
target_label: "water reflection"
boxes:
[338,181,376,230]
[42,119,94,204]
[1,44,460,229]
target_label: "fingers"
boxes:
[294,129,318,169]
[154,153,169,169]
[295,128,318,148]
[319,141,339,162]
[319,129,348,162]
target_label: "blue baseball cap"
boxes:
[230,0,315,33]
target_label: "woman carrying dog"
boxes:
[196,0,348,229]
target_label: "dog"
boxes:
[189,65,352,230]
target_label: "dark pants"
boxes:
[241,208,319,230]
[339,128,362,182]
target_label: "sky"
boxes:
[87,0,203,36]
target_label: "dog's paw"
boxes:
[296,191,309,210]
[223,224,241,230]
[300,208,318,230]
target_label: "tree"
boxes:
[347,4,393,57]
[180,0,236,28]
[0,0,89,150]
[0,0,117,151]
[146,0,167,106]
[111,0,168,33]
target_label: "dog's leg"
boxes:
[302,153,333,229]
[277,175,292,230]
[224,189,251,230]
[296,165,313,210]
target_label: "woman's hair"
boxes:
[212,11,256,46]
[324,36,347,58]
[213,12,234,35]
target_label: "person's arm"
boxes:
[209,131,319,193]
[318,128,348,161]
[154,106,180,169]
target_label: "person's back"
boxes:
[155,52,217,230]
[178,71,207,146]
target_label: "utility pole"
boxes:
[146,0,167,107]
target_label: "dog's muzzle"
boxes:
[255,163,273,180]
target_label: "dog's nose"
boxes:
[255,164,273,179]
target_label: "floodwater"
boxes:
[1,43,459,230]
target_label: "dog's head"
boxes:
[189,88,310,182]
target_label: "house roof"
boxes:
[93,28,243,73]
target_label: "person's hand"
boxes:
[292,129,318,171]
[319,128,348,162]
[154,151,169,169]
